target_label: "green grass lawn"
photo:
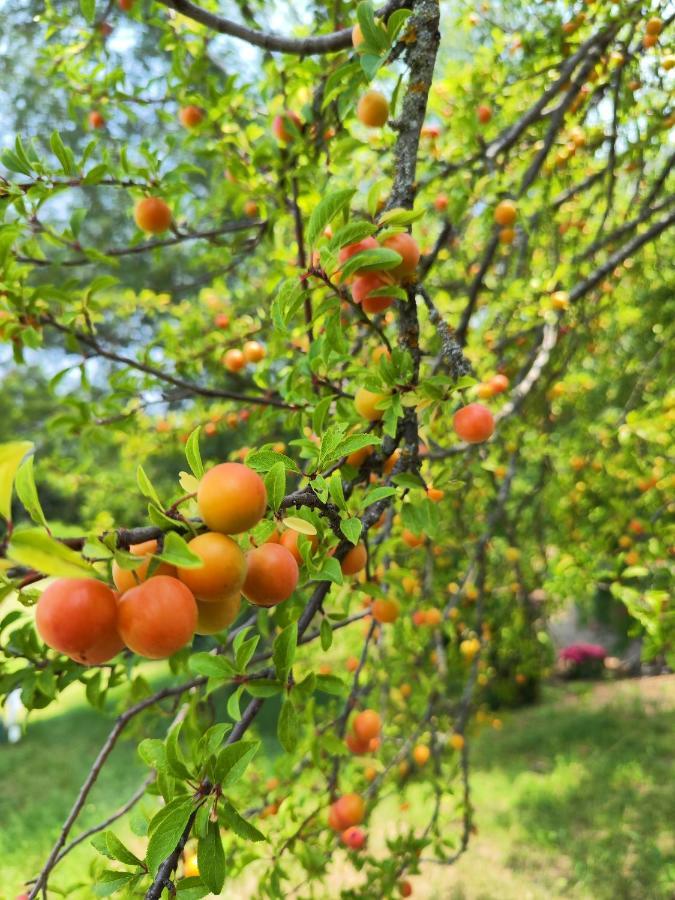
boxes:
[1,677,673,899]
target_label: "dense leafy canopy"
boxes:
[0,0,673,897]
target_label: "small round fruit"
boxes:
[499,227,515,244]
[353,709,381,742]
[223,348,246,372]
[177,532,246,601]
[279,528,318,564]
[243,340,265,363]
[243,200,259,217]
[118,0,135,9]
[183,851,199,877]
[341,542,367,576]
[357,90,389,127]
[272,110,301,143]
[112,539,176,593]
[117,575,197,659]
[36,578,121,665]
[425,608,442,626]
[179,105,203,128]
[477,103,492,123]
[243,543,299,607]
[449,733,465,751]
[352,23,364,47]
[453,403,495,443]
[413,744,430,766]
[382,233,421,278]
[434,194,449,211]
[399,880,413,897]
[346,731,371,754]
[489,374,509,394]
[195,593,241,635]
[354,388,388,421]
[494,199,517,227]
[352,272,395,310]
[198,462,267,534]
[338,237,379,278]
[329,793,365,830]
[342,826,366,849]
[645,17,662,36]
[372,597,399,623]
[88,110,105,129]
[134,197,172,234]
[346,445,373,468]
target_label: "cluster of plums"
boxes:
[35,463,304,665]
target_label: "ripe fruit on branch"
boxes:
[352,23,364,47]
[353,709,381,742]
[494,199,517,226]
[354,388,388,421]
[243,200,259,217]
[346,731,371,754]
[357,90,389,127]
[328,793,365,830]
[223,348,246,372]
[645,17,662,36]
[88,110,105,129]
[338,237,379,278]
[179,105,204,128]
[477,104,492,123]
[434,194,449,212]
[352,272,395,312]
[372,597,399,623]
[381,233,421,278]
[272,110,301,143]
[499,227,515,244]
[341,826,367,849]
[489,374,509,394]
[117,575,197,659]
[36,579,123,665]
[449,733,465,751]
[346,444,372,467]
[195,593,241,634]
[243,543,299,607]
[399,880,413,897]
[279,528,318,564]
[198,462,267,534]
[453,403,495,443]
[341,542,367,576]
[177,532,246,601]
[413,744,430,766]
[402,529,424,548]
[551,290,570,311]
[243,340,265,363]
[134,197,172,234]
[112,539,176,593]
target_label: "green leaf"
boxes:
[328,221,378,251]
[185,427,204,478]
[340,517,362,545]
[214,740,260,787]
[49,130,77,175]
[8,528,95,578]
[357,1,389,53]
[377,206,424,227]
[306,189,356,248]
[320,618,333,651]
[312,396,333,434]
[138,738,168,772]
[328,472,347,510]
[277,698,299,752]
[387,7,413,40]
[14,455,47,529]
[315,674,347,695]
[333,434,380,460]
[91,870,136,896]
[146,797,195,875]
[264,462,286,513]
[339,247,402,280]
[246,450,299,474]
[91,830,144,867]
[188,653,236,679]
[391,472,426,489]
[244,678,284,698]
[315,556,344,585]
[166,724,192,780]
[235,633,259,671]
[0,441,33,521]
[364,486,397,505]
[227,685,243,721]
[156,531,203,568]
[273,622,297,681]
[137,464,161,507]
[198,819,225,894]
[80,0,96,24]
[220,800,266,842]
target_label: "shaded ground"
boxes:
[0,677,672,899]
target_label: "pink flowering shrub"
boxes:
[559,643,607,678]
